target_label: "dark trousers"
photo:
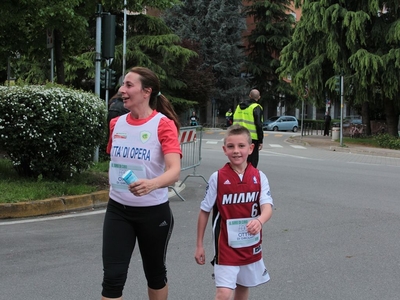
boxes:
[324,124,330,136]
[248,139,260,168]
[102,200,174,298]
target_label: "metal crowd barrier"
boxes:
[169,125,208,201]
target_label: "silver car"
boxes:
[262,116,299,132]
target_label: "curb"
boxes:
[0,181,186,219]
[328,145,400,157]
[0,191,109,219]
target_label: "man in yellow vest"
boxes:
[233,89,264,167]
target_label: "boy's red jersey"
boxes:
[212,163,262,265]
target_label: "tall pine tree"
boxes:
[244,0,295,115]
[278,0,400,136]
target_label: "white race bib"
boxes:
[109,162,146,192]
[226,218,260,248]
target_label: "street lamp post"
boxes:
[122,0,127,76]
[339,75,344,147]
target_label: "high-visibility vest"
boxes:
[233,103,262,140]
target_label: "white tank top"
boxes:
[108,112,168,207]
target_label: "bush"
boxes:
[374,134,400,150]
[0,85,107,179]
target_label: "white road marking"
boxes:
[0,209,106,226]
[261,151,318,160]
[290,145,307,149]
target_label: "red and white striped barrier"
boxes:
[179,129,196,143]
[170,125,207,201]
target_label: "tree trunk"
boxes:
[54,29,65,84]
[361,101,371,135]
[383,97,399,137]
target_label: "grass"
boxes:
[0,158,109,204]
[342,137,380,147]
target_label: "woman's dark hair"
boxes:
[108,92,122,108]
[129,66,180,132]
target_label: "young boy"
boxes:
[195,124,274,300]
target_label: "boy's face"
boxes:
[223,133,254,166]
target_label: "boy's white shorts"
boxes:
[214,259,270,289]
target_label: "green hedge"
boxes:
[0,85,106,179]
[374,134,400,150]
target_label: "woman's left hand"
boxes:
[128,179,158,197]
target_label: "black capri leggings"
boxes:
[102,199,174,299]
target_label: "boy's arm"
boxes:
[247,170,273,234]
[194,209,210,265]
[258,203,273,224]
[247,203,273,235]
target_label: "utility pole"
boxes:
[122,0,127,77]
[340,74,344,147]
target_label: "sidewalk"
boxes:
[287,134,400,158]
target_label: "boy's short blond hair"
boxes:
[224,124,252,145]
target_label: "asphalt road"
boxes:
[1,133,400,300]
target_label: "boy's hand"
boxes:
[195,247,206,265]
[247,218,262,235]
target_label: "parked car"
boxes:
[262,116,299,132]
[332,116,363,127]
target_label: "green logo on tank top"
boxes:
[140,131,151,143]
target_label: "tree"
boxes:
[0,0,96,85]
[163,0,248,113]
[278,0,400,136]
[0,0,198,113]
[244,0,295,116]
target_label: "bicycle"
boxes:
[374,123,387,135]
[349,124,366,138]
